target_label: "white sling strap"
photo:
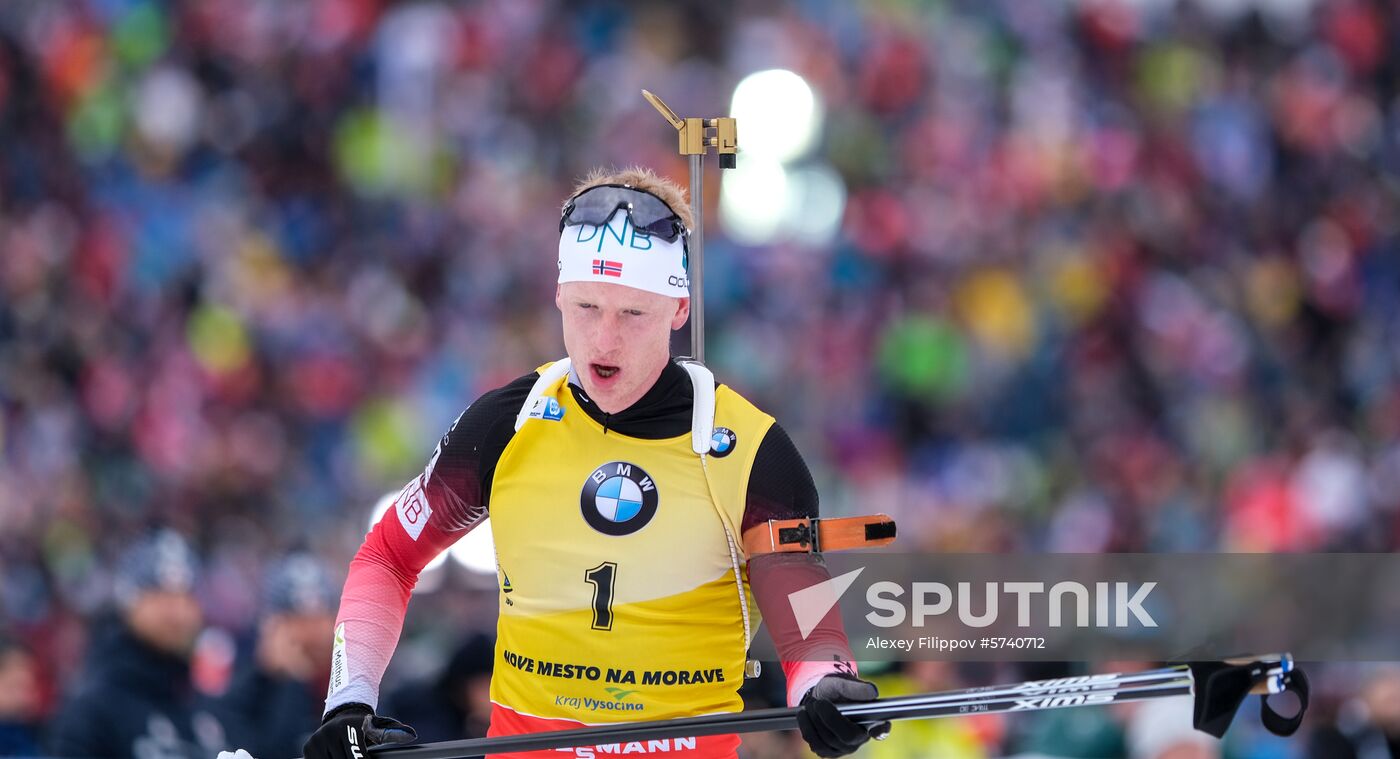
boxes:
[513,357,574,432]
[514,357,715,456]
[677,359,716,455]
[512,357,748,668]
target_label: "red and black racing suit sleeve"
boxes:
[743,423,862,707]
[325,372,537,714]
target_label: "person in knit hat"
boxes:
[215,554,337,759]
[50,529,225,759]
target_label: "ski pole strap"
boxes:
[742,515,897,556]
[1188,656,1308,738]
[1260,667,1308,737]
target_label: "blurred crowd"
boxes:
[2,0,1399,756]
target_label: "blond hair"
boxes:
[568,166,693,231]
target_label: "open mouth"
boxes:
[591,363,620,379]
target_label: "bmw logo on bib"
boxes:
[709,427,737,458]
[581,462,659,536]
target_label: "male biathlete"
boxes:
[303,168,890,759]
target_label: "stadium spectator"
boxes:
[1125,698,1219,759]
[1308,666,1400,759]
[47,530,224,758]
[211,554,337,759]
[0,636,42,757]
[379,633,495,743]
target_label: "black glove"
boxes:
[796,674,891,757]
[303,703,417,759]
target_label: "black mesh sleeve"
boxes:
[422,372,537,526]
[742,422,820,533]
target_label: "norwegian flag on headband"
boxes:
[558,207,687,297]
[592,259,624,277]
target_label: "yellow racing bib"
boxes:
[487,363,773,724]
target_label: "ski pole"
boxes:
[367,655,1306,759]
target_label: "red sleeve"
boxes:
[748,551,860,707]
[325,472,478,712]
[744,425,861,706]
[324,374,533,713]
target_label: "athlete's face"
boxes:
[557,281,689,414]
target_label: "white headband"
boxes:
[558,208,690,298]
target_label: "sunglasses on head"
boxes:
[560,184,689,245]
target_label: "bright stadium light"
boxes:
[730,69,821,162]
[721,157,846,247]
[784,164,847,248]
[720,153,789,246]
[448,519,497,575]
